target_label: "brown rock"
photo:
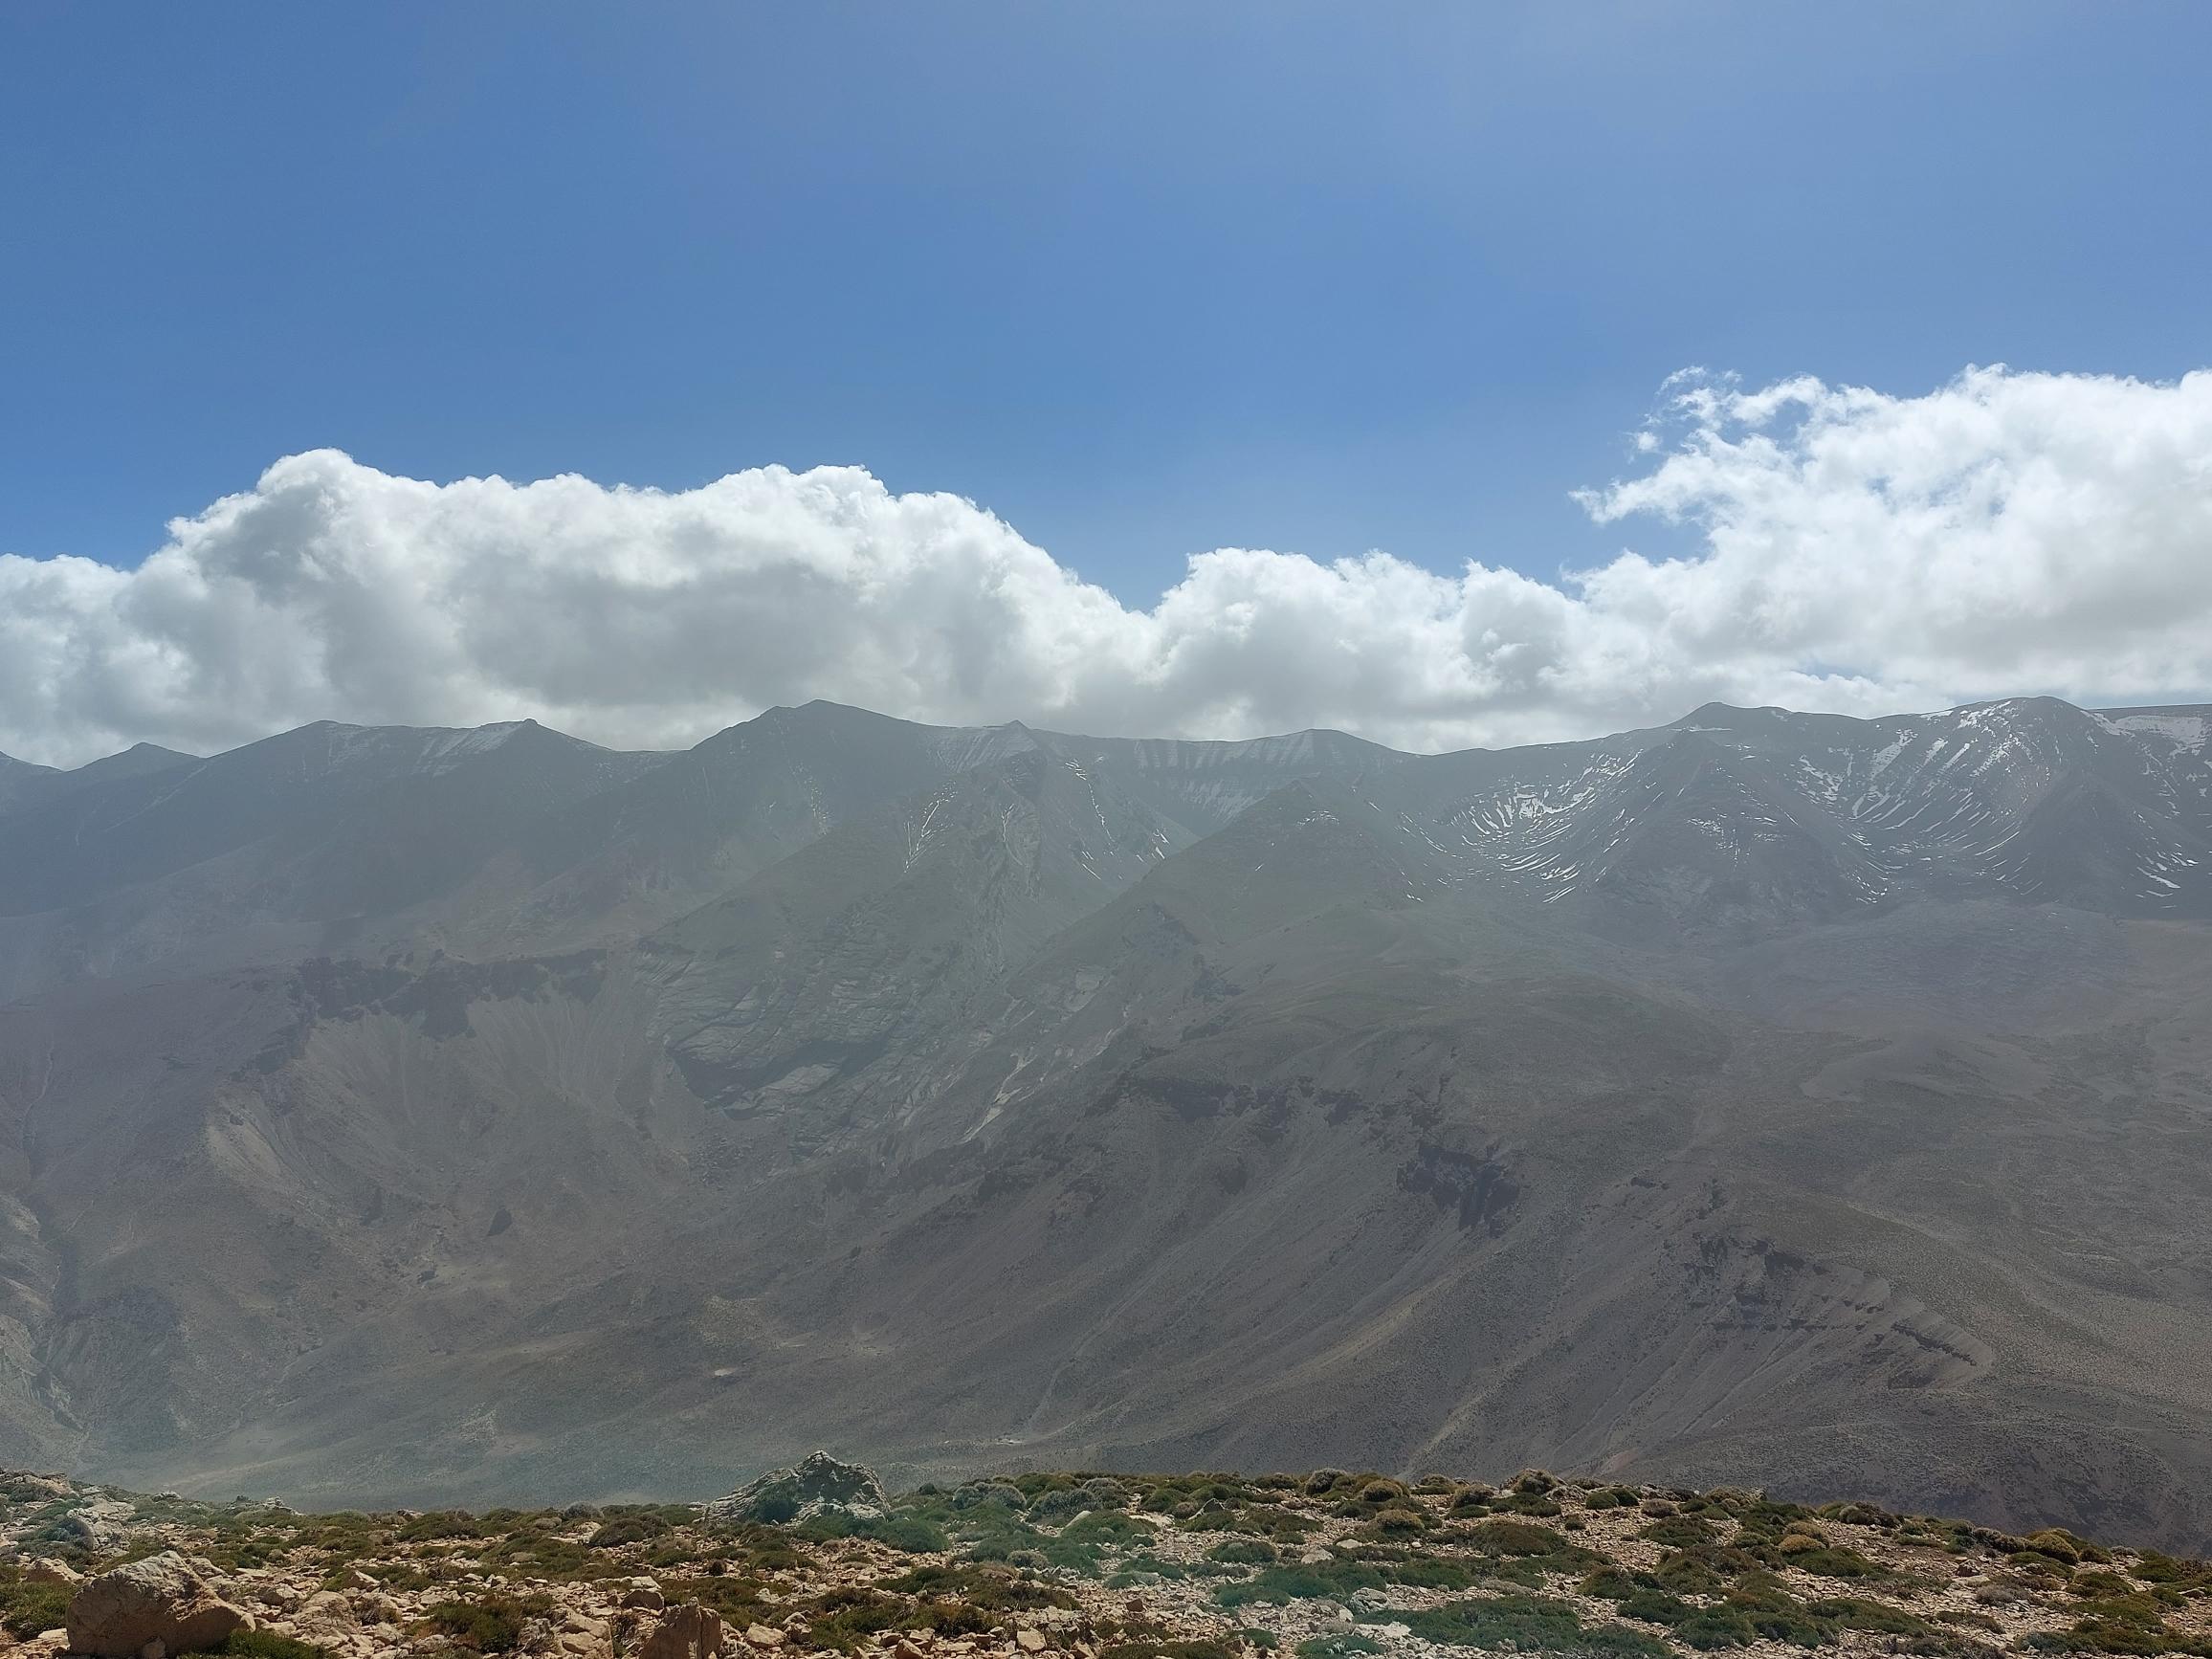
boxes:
[1015,1632,1049,1653]
[620,1579,668,1611]
[64,1553,254,1659]
[637,1604,723,1659]
[23,1560,82,1587]
[744,1623,787,1649]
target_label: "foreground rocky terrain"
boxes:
[2,697,2212,1547]
[1,1458,2208,1659]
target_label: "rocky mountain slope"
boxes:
[2,1460,2207,1659]
[0,697,2210,1551]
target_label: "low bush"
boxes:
[586,1511,673,1549]
[1395,1595,1670,1657]
[0,1577,74,1640]
[421,1591,555,1653]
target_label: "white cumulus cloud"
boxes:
[5,364,2211,767]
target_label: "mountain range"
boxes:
[1,696,2209,1550]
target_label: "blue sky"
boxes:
[6,1,2208,608]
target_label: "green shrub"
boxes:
[800,1587,913,1651]
[0,1579,74,1640]
[422,1591,554,1653]
[1207,1539,1280,1566]
[1671,1608,1756,1649]
[586,1511,674,1549]
[1462,1519,1570,1557]
[796,1510,948,1554]
[1096,1642,1239,1659]
[1785,1545,1891,1582]
[1640,1515,1718,1549]
[1396,1595,1670,1657]
[1214,1560,1386,1608]
[399,1511,486,1542]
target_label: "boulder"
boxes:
[64,1552,254,1659]
[637,1604,722,1659]
[24,1559,82,1586]
[707,1451,886,1525]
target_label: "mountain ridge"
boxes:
[0,695,2209,1549]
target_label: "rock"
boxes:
[24,1560,82,1586]
[64,1552,254,1659]
[743,1622,786,1648]
[707,1451,887,1525]
[620,1578,667,1611]
[1015,1630,1049,1652]
[293,1589,359,1638]
[637,1604,722,1659]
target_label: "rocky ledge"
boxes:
[0,1465,2206,1659]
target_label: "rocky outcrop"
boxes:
[64,1552,254,1659]
[707,1451,884,1524]
[636,1603,721,1659]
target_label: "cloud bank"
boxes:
[6,365,2212,767]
